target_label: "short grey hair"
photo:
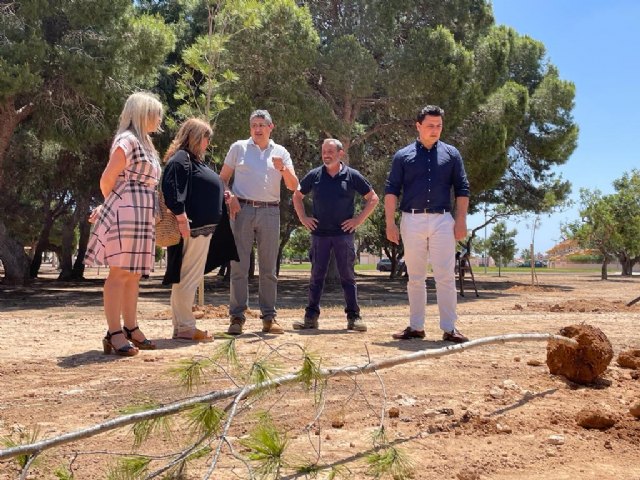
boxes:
[250,109,273,125]
[323,138,344,151]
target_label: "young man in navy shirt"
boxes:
[292,138,379,331]
[384,105,470,343]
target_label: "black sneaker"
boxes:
[392,326,425,340]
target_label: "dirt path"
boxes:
[1,269,639,479]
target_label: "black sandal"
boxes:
[103,330,138,356]
[123,326,157,350]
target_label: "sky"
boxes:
[468,0,640,255]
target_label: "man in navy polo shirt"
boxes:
[384,105,470,343]
[292,138,379,331]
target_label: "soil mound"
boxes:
[617,349,640,369]
[546,324,613,384]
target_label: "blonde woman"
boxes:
[85,92,162,356]
[161,118,224,341]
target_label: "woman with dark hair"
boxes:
[162,118,224,341]
[85,91,163,356]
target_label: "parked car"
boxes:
[376,258,405,272]
[518,260,546,268]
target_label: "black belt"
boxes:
[403,208,450,214]
[238,198,280,207]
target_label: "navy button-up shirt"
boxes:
[384,140,470,212]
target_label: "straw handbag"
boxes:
[156,188,181,247]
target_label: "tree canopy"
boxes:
[0,0,578,284]
[565,170,640,278]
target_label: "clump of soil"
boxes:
[546,324,613,384]
[617,349,640,369]
[575,408,617,430]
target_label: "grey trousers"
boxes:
[229,204,280,320]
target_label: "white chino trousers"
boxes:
[400,212,457,332]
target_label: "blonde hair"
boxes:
[164,118,213,162]
[116,92,163,153]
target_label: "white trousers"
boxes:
[170,234,212,334]
[400,212,457,332]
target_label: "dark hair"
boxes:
[416,105,445,123]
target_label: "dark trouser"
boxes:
[306,233,359,319]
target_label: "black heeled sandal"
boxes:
[123,325,157,350]
[103,330,139,356]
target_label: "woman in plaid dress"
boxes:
[85,92,163,356]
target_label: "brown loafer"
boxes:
[392,326,425,340]
[442,329,469,343]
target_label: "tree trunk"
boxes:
[29,213,56,278]
[620,258,633,276]
[0,97,33,186]
[65,196,91,280]
[601,259,608,280]
[0,220,30,285]
[58,217,75,281]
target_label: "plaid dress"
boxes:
[85,131,160,276]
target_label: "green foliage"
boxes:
[240,412,289,479]
[487,221,517,267]
[54,465,73,480]
[565,253,604,264]
[296,350,323,392]
[211,336,240,369]
[284,227,311,263]
[170,358,213,393]
[567,170,640,275]
[106,456,151,480]
[366,446,415,480]
[186,403,225,437]
[1,425,41,468]
[120,402,172,448]
[250,359,284,386]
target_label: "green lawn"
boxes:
[280,262,377,271]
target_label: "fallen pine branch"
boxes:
[0,333,577,461]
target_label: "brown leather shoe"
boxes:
[227,317,245,335]
[262,317,284,334]
[392,326,425,340]
[442,328,469,343]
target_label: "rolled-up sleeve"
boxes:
[451,148,470,198]
[384,152,404,197]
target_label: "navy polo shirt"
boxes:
[299,163,372,236]
[384,140,470,212]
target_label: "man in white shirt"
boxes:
[220,110,298,335]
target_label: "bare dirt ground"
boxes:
[1,268,639,479]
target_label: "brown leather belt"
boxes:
[238,198,280,207]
